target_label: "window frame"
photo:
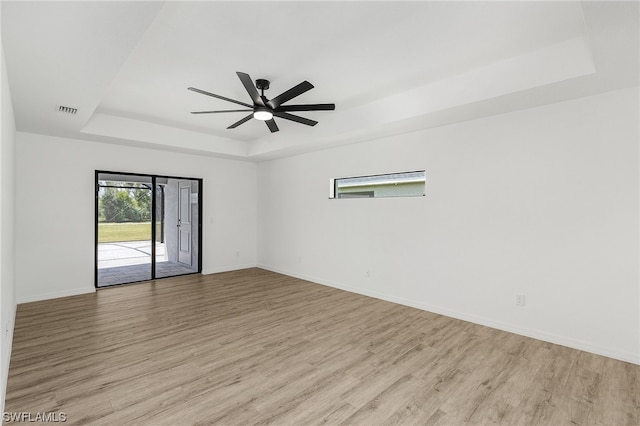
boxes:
[331,170,426,199]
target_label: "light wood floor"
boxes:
[5,268,639,425]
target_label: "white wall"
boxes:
[257,87,640,364]
[15,132,257,303]
[0,46,17,415]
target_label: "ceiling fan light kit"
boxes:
[188,72,335,133]
[253,107,273,121]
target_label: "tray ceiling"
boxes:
[2,1,638,160]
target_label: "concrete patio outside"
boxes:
[97,240,167,269]
[97,240,197,286]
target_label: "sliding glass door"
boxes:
[95,171,202,287]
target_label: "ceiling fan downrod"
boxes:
[255,79,270,96]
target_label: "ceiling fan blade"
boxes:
[236,72,264,106]
[276,103,335,112]
[227,113,254,129]
[267,81,314,109]
[273,111,318,127]
[191,109,252,114]
[265,119,279,133]
[188,87,253,108]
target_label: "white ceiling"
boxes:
[2,1,638,161]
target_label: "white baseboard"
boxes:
[17,287,95,304]
[258,264,639,366]
[16,267,260,303]
[202,263,257,275]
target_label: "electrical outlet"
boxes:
[516,294,526,307]
[236,251,240,257]
[365,270,371,278]
[298,257,301,263]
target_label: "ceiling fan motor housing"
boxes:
[256,79,270,91]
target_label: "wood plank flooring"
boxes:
[5,268,639,425]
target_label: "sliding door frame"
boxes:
[94,170,203,288]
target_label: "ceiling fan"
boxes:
[188,72,335,133]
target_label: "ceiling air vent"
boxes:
[57,105,78,115]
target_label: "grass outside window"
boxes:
[98,222,152,243]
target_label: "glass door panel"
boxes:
[154,178,200,279]
[96,173,153,287]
